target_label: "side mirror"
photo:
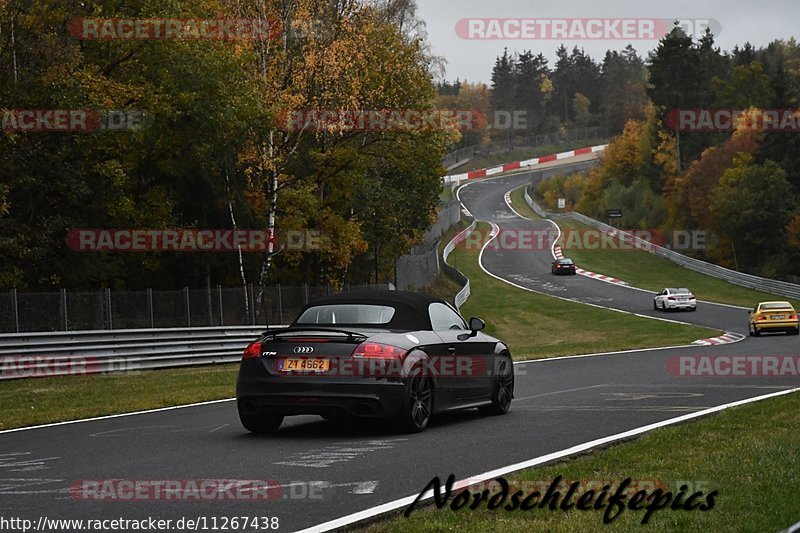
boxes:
[469,317,485,332]
[458,317,485,341]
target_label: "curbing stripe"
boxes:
[0,398,235,435]
[443,144,608,184]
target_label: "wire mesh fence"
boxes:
[0,284,391,333]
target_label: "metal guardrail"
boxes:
[524,189,800,300]
[442,220,478,310]
[0,326,288,380]
[1,284,392,334]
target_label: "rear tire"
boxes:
[661,302,667,312]
[753,326,761,337]
[479,357,514,416]
[792,328,799,336]
[238,406,283,434]
[397,367,433,433]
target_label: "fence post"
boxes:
[11,289,19,333]
[105,288,113,330]
[276,284,282,325]
[147,288,154,328]
[60,288,68,331]
[184,287,191,327]
[217,285,224,326]
[248,284,256,325]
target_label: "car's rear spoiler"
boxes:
[261,326,368,343]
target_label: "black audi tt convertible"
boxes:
[236,290,514,433]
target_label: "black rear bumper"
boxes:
[237,360,406,418]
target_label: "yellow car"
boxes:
[748,301,799,336]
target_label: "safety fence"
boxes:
[0,284,391,334]
[0,326,278,380]
[441,220,478,310]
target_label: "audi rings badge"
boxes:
[293,346,314,354]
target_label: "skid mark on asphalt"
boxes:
[308,480,379,495]
[514,384,608,403]
[601,392,704,401]
[614,383,792,390]
[0,452,60,472]
[0,478,65,495]
[506,274,567,292]
[90,424,230,437]
[274,439,407,468]
[514,405,710,412]
[578,296,614,304]
[90,425,185,437]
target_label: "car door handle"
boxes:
[448,346,456,354]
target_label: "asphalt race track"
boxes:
[2,159,799,532]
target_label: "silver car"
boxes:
[654,288,696,311]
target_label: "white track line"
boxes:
[477,221,703,328]
[295,386,800,533]
[0,398,235,435]
[498,183,751,313]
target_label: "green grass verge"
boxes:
[508,186,541,220]
[439,184,454,203]
[461,138,609,173]
[506,190,800,309]
[0,364,238,431]
[365,389,800,532]
[441,222,718,360]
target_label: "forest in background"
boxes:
[1,0,452,295]
[4,4,800,293]
[441,28,800,279]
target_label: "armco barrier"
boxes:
[0,326,283,380]
[524,189,800,300]
[442,220,478,310]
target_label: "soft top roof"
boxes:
[292,290,448,330]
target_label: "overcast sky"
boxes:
[415,0,800,84]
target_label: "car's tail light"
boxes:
[688,294,695,299]
[667,296,675,301]
[352,342,406,360]
[790,314,797,320]
[757,315,766,321]
[243,341,262,359]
